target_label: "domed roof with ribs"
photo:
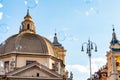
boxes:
[0,32,55,55]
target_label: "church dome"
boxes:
[0,32,56,54]
[0,10,56,56]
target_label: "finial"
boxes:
[24,8,32,19]
[27,9,29,15]
[112,24,115,32]
[88,37,90,43]
[113,28,115,32]
[111,24,118,44]
[55,33,57,36]
[55,29,57,36]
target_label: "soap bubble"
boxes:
[24,0,38,9]
[0,12,3,20]
[85,7,98,16]
[48,28,67,41]
[0,0,3,3]
[0,41,6,47]
[85,0,93,4]
[67,35,75,41]
[57,31,66,41]
[0,24,9,33]
[65,34,79,41]
[16,44,22,50]
[0,61,4,67]
[0,61,5,75]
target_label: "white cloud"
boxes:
[66,64,89,73]
[91,57,106,72]
[66,57,106,80]
[66,57,106,74]
[0,12,3,20]
[0,4,3,8]
[92,57,106,63]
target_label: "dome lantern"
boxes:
[20,9,36,33]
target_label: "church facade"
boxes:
[0,10,72,80]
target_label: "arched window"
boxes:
[27,24,30,29]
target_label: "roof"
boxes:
[0,32,55,55]
[6,62,63,79]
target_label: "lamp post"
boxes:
[81,39,97,80]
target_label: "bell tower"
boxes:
[106,28,120,80]
[20,9,36,33]
[52,33,66,75]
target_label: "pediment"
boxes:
[7,62,62,79]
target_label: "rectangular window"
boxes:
[4,61,9,72]
[36,73,40,77]
[52,62,58,71]
[26,61,36,65]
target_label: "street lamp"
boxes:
[81,39,97,80]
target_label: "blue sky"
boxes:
[0,0,120,80]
